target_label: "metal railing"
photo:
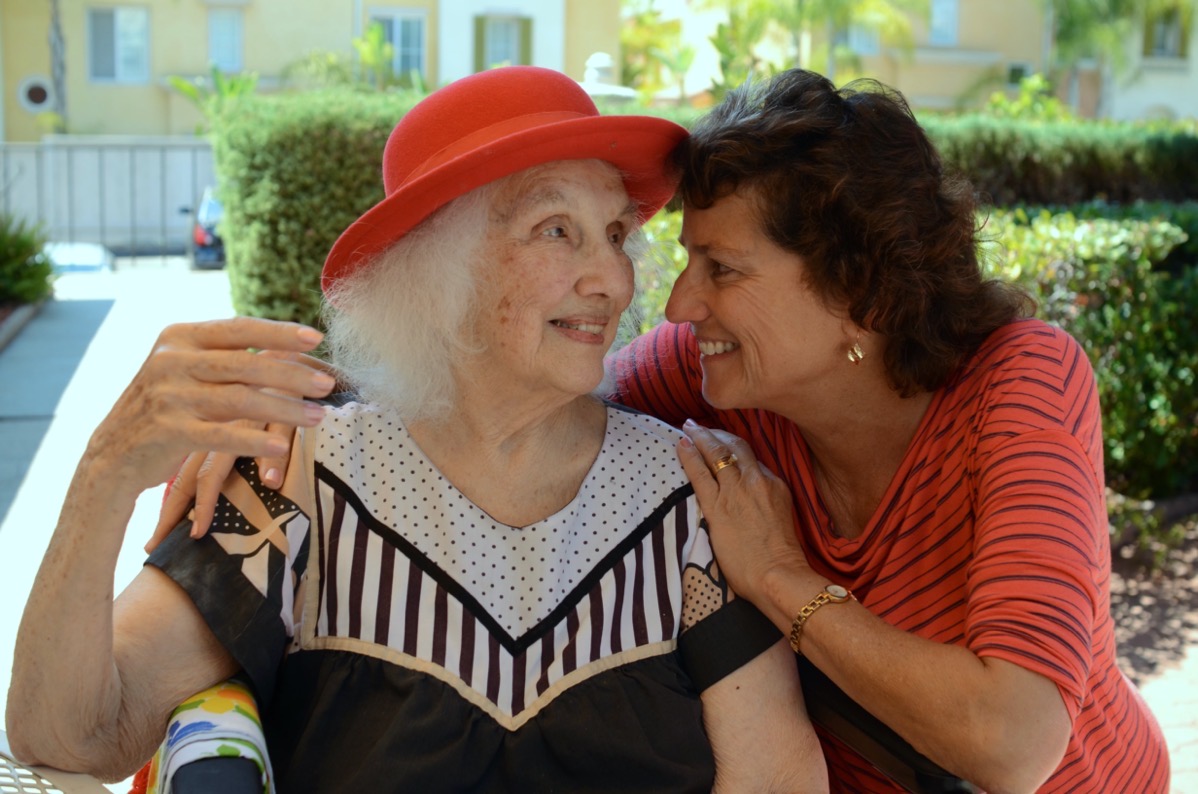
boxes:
[0,136,216,257]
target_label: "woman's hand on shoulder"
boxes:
[677,420,810,606]
[88,317,333,508]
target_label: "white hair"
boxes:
[322,186,494,423]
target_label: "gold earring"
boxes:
[847,334,864,365]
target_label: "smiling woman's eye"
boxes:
[711,260,733,276]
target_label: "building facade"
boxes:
[1105,2,1196,120]
[1,0,620,142]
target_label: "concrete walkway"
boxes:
[0,260,1195,792]
[0,258,235,792]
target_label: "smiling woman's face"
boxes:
[468,159,638,404]
[666,189,846,414]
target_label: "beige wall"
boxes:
[3,0,54,141]
[564,0,621,81]
[851,0,1050,111]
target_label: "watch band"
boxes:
[788,584,853,654]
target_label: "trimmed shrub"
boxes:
[210,89,423,328]
[924,116,1198,205]
[0,215,53,305]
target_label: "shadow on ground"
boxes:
[1111,513,1198,686]
[0,299,113,525]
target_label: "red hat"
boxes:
[322,65,688,293]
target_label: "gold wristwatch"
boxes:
[788,584,853,654]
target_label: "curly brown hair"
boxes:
[673,69,1033,396]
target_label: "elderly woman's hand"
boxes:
[146,345,333,551]
[86,317,334,514]
[677,420,811,605]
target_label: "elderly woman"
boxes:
[177,68,1172,792]
[5,67,826,792]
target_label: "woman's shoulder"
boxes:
[975,317,1085,361]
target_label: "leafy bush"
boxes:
[0,215,53,305]
[985,209,1197,499]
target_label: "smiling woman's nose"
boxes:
[664,266,705,324]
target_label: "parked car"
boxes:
[190,187,225,269]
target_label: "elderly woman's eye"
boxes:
[543,225,567,239]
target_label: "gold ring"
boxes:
[712,453,738,475]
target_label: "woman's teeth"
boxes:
[553,320,604,334]
[698,340,738,355]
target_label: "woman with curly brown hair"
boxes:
[613,68,1169,792]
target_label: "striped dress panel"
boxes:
[307,470,697,724]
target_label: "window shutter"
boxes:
[1143,14,1158,56]
[474,16,487,72]
[519,17,532,65]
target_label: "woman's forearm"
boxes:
[757,565,1070,794]
[6,450,152,779]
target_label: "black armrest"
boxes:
[798,655,980,794]
[172,757,262,794]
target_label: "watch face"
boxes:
[827,584,849,599]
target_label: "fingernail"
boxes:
[679,436,694,449]
[683,418,698,430]
[264,468,281,486]
[190,526,201,539]
[297,327,324,345]
[267,438,291,456]
[304,402,326,424]
[312,373,336,391]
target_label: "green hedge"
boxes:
[923,117,1198,205]
[211,90,423,328]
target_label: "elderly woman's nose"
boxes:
[577,240,634,299]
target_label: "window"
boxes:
[369,10,427,83]
[88,7,150,83]
[1143,4,1190,58]
[473,15,532,71]
[208,8,243,72]
[928,0,959,47]
[846,25,880,56]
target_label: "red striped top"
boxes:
[609,318,1169,792]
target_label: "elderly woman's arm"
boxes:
[6,318,332,780]
[702,639,828,792]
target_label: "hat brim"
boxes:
[322,114,686,293]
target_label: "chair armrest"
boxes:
[797,656,980,794]
[0,729,111,794]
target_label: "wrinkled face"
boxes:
[667,189,845,413]
[469,159,637,403]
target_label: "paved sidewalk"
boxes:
[0,258,235,792]
[0,259,1195,791]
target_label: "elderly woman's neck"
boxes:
[406,395,608,528]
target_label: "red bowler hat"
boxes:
[322,65,689,294]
